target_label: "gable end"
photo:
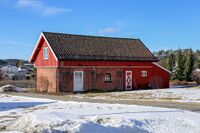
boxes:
[29,33,58,63]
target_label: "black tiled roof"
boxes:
[42,32,157,61]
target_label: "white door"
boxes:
[73,71,84,92]
[125,71,132,90]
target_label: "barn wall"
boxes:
[35,60,169,93]
[36,67,58,93]
[127,64,169,89]
[34,38,58,66]
[58,67,123,92]
[151,63,170,88]
[56,61,169,92]
[123,67,153,89]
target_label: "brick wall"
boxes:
[36,67,58,93]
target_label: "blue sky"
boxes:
[0,0,200,60]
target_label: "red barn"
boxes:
[29,32,170,93]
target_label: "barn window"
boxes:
[141,70,147,77]
[43,47,48,59]
[104,73,112,82]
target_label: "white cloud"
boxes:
[16,0,71,16]
[16,0,42,10]
[97,27,119,34]
[43,7,71,16]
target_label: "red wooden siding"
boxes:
[34,58,169,92]
[34,37,58,66]
[151,63,169,88]
[55,62,169,92]
[58,67,123,92]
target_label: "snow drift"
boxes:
[1,94,200,133]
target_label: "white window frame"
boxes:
[104,73,112,82]
[43,47,48,60]
[141,70,147,77]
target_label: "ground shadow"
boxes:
[80,109,183,117]
[77,121,149,133]
[0,101,55,111]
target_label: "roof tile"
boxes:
[43,32,157,61]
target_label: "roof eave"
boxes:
[29,32,58,63]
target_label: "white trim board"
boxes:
[152,62,171,73]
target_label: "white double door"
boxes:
[73,71,84,92]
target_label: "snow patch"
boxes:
[1,94,200,133]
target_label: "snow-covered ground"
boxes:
[1,94,200,133]
[72,86,200,103]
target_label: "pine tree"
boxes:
[167,50,176,72]
[174,49,185,81]
[195,50,200,69]
[184,48,194,81]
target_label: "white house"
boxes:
[0,65,18,74]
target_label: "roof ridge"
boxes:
[42,31,139,40]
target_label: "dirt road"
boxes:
[6,92,200,113]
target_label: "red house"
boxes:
[29,32,170,93]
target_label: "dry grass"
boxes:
[5,88,200,112]
[0,80,35,88]
[0,115,18,119]
[24,106,48,113]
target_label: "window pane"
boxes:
[141,71,147,77]
[105,73,111,82]
[43,48,48,59]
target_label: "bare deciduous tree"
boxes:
[0,69,3,81]
[191,70,200,84]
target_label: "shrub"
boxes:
[191,69,200,84]
[170,80,188,86]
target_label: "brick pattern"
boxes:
[36,67,58,93]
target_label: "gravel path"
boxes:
[6,92,200,113]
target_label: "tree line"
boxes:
[153,49,200,81]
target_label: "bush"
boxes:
[170,80,188,86]
[191,69,200,84]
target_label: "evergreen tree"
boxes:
[167,50,176,72]
[174,49,185,81]
[195,50,200,69]
[184,48,194,81]
[153,48,200,81]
